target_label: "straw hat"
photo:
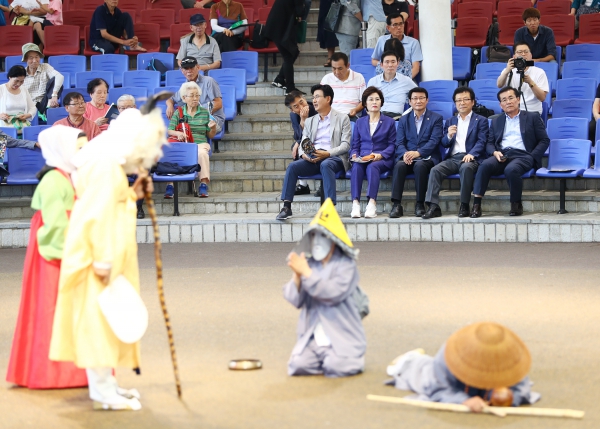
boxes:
[444,322,531,389]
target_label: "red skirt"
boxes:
[6,211,88,389]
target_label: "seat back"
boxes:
[123,70,161,91]
[140,9,176,37]
[498,15,524,46]
[478,98,503,115]
[475,62,506,80]
[547,139,591,171]
[419,80,458,102]
[349,48,375,67]
[165,70,187,87]
[480,45,514,64]
[534,61,559,95]
[0,26,33,56]
[537,0,572,16]
[108,87,149,105]
[469,79,499,101]
[546,118,589,140]
[154,86,180,127]
[458,2,493,20]
[137,52,176,72]
[148,0,183,21]
[551,99,594,120]
[44,25,80,55]
[132,23,161,52]
[62,10,95,40]
[0,127,18,138]
[542,14,575,46]
[578,13,600,43]
[118,0,147,20]
[168,24,193,54]
[22,125,51,142]
[426,101,455,120]
[0,72,6,85]
[562,61,600,82]
[91,54,128,87]
[497,1,531,17]
[46,108,69,125]
[179,9,212,33]
[158,142,198,167]
[221,51,259,85]
[455,18,490,48]
[452,46,472,80]
[208,69,248,102]
[219,84,238,122]
[79,0,105,10]
[555,78,597,100]
[76,71,115,89]
[48,55,86,88]
[5,148,45,185]
[352,65,376,83]
[565,43,600,62]
[71,88,93,103]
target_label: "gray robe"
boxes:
[387,343,541,406]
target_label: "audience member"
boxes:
[422,87,488,220]
[317,0,339,67]
[389,87,443,218]
[177,14,221,70]
[53,92,101,140]
[496,41,548,115]
[266,0,306,94]
[29,0,63,47]
[471,87,549,218]
[116,94,136,112]
[8,0,49,46]
[166,56,225,133]
[362,0,387,48]
[375,37,411,77]
[382,0,409,20]
[84,78,110,132]
[349,86,396,219]
[209,0,247,53]
[89,0,145,54]
[165,82,217,199]
[371,12,422,78]
[367,50,417,117]
[21,43,64,117]
[569,0,600,25]
[335,0,363,56]
[276,84,351,221]
[513,8,556,63]
[320,52,366,119]
[178,0,219,9]
[285,90,317,195]
[0,66,37,133]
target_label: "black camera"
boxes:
[513,56,534,73]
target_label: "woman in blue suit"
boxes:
[350,86,397,218]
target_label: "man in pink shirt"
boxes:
[52,92,102,140]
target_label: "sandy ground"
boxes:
[1,242,599,429]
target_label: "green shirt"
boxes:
[169,104,210,145]
[31,169,74,261]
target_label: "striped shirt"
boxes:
[169,104,210,144]
[320,69,366,115]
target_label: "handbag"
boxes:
[251,21,270,49]
[168,107,194,143]
[11,14,30,25]
[324,0,343,33]
[296,20,307,43]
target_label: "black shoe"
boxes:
[137,207,145,219]
[276,206,293,220]
[271,76,286,90]
[389,203,403,218]
[294,184,310,195]
[414,202,426,217]
[470,203,482,218]
[458,203,470,218]
[509,202,523,216]
[314,185,322,197]
[422,203,442,219]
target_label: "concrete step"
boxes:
[217,132,291,152]
[212,151,293,172]
[3,212,600,248]
[227,114,293,133]
[247,82,317,97]
[239,94,311,115]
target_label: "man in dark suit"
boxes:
[422,87,489,219]
[389,87,443,218]
[471,87,549,217]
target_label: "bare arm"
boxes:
[411,61,420,78]
[593,98,600,121]
[99,29,126,46]
[211,97,222,114]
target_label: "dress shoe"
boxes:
[389,203,403,218]
[458,203,470,218]
[294,184,310,195]
[509,202,523,216]
[414,202,426,217]
[470,203,482,218]
[422,203,442,219]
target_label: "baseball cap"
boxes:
[180,56,199,69]
[190,13,206,25]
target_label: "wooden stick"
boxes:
[366,395,584,419]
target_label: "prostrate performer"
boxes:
[6,126,88,390]
[49,100,167,411]
[284,199,366,377]
[385,322,541,412]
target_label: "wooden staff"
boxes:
[366,394,584,419]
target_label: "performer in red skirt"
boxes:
[6,126,88,389]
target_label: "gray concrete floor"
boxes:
[1,242,600,429]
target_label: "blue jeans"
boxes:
[281,157,345,203]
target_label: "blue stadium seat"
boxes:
[75,71,115,89]
[0,127,18,138]
[22,125,51,142]
[547,117,589,140]
[565,44,600,62]
[469,79,499,101]
[452,46,472,81]
[475,62,506,80]
[480,45,513,64]
[60,73,71,91]
[352,64,376,83]
[419,80,458,102]
[48,55,86,88]
[0,72,7,85]
[46,108,69,125]
[536,139,591,213]
[108,87,149,105]
[208,68,247,102]
[123,70,161,92]
[90,54,128,87]
[350,48,375,67]
[561,61,600,82]
[5,147,45,185]
[535,61,559,95]
[153,86,179,127]
[555,78,597,100]
[552,99,594,120]
[137,52,176,74]
[426,101,455,119]
[221,51,258,85]
[165,70,186,87]
[71,88,92,102]
[219,84,237,122]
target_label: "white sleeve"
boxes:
[46,65,64,97]
[211,18,226,33]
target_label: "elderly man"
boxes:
[514,8,557,63]
[471,87,549,218]
[176,14,221,70]
[165,56,224,133]
[320,52,366,120]
[52,92,102,140]
[117,94,136,112]
[89,0,145,54]
[496,41,549,115]
[22,43,64,116]
[371,13,422,78]
[276,84,351,221]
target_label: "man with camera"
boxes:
[496,41,549,115]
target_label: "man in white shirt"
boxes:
[496,41,549,115]
[320,52,366,120]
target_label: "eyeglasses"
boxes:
[455,98,472,104]
[411,97,427,101]
[313,94,324,99]
[500,96,518,103]
[67,102,86,107]
[389,22,404,27]
[515,50,530,55]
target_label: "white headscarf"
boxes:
[38,125,83,174]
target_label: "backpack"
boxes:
[485,22,512,63]
[250,21,269,49]
[147,58,169,78]
[472,102,495,118]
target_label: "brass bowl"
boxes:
[228,359,263,371]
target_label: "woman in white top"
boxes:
[0,66,37,133]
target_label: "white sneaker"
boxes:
[351,202,361,218]
[93,395,142,411]
[386,348,425,377]
[117,387,141,400]
[364,202,377,218]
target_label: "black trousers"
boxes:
[391,159,435,203]
[274,39,300,89]
[213,32,243,53]
[473,149,534,202]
